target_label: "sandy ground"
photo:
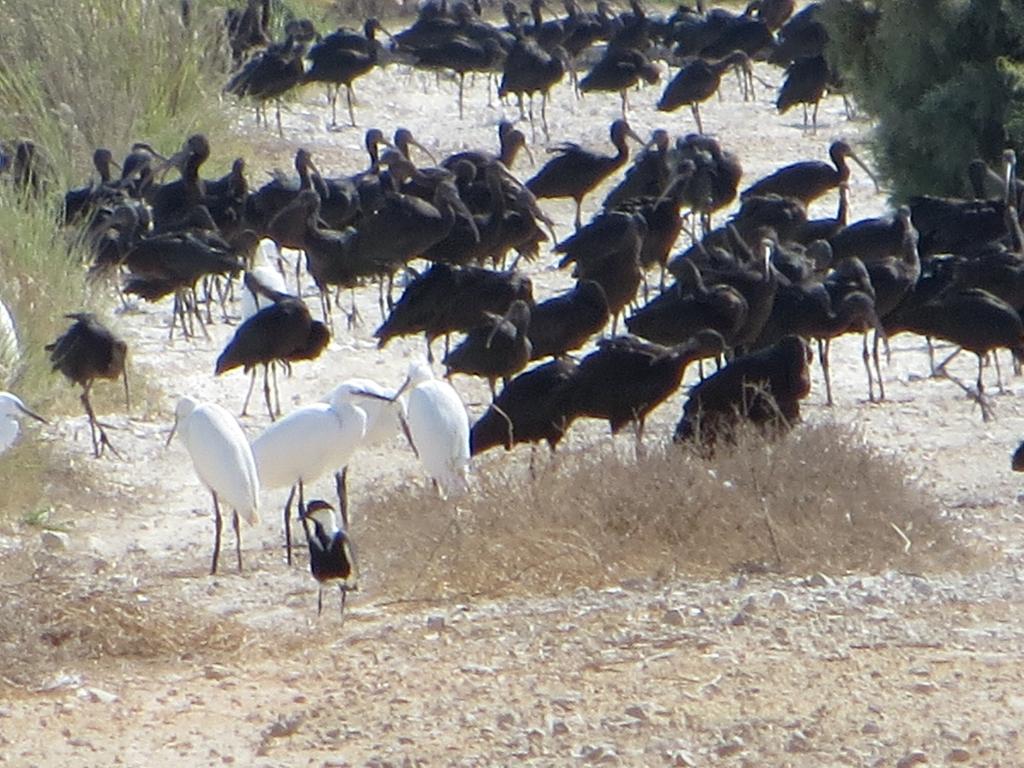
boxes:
[2,56,1024,767]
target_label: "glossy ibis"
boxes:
[674,334,812,448]
[742,140,879,205]
[527,279,609,359]
[215,285,330,419]
[46,313,129,459]
[559,330,726,451]
[527,119,645,230]
[443,299,532,396]
[470,358,577,456]
[657,51,752,134]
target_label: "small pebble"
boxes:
[895,751,927,768]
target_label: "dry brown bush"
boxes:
[356,421,969,599]
[0,575,247,689]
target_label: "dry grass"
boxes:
[0,577,247,690]
[357,421,968,600]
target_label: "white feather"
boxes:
[172,397,260,524]
[251,401,367,491]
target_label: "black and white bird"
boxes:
[299,499,357,618]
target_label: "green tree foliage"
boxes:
[822,0,1024,200]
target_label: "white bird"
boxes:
[167,397,260,574]
[0,298,20,387]
[0,392,47,455]
[395,360,471,498]
[323,378,407,449]
[299,498,357,617]
[251,399,367,564]
[241,242,289,321]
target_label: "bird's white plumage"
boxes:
[401,363,471,498]
[0,298,20,387]
[306,502,341,537]
[251,401,367,491]
[172,397,260,524]
[0,392,31,454]
[241,264,288,321]
[324,378,406,448]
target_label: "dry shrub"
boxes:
[357,421,967,600]
[0,577,246,689]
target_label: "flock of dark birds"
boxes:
[4,0,1024,604]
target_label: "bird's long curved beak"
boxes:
[14,401,47,424]
[108,158,123,173]
[392,376,412,402]
[522,142,536,167]
[165,416,179,448]
[848,149,881,192]
[625,126,646,146]
[409,139,437,166]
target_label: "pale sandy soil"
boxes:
[2,57,1024,768]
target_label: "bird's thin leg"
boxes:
[339,584,348,621]
[541,91,550,141]
[620,89,628,119]
[262,364,275,421]
[275,98,284,138]
[318,585,324,616]
[994,351,1006,393]
[862,333,875,402]
[122,367,131,411]
[168,296,180,341]
[82,384,120,459]
[240,368,257,417]
[211,491,222,575]
[458,73,465,119]
[574,199,582,231]
[335,467,349,530]
[812,100,820,133]
[425,334,434,364]
[872,332,886,401]
[233,509,242,572]
[348,288,362,329]
[284,484,297,565]
[818,338,834,406]
[319,287,332,328]
[802,103,809,128]
[347,85,357,127]
[191,288,211,340]
[691,103,704,135]
[271,361,282,417]
[936,347,961,373]
[294,479,308,564]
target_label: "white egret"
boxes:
[0,298,20,386]
[299,499,357,618]
[0,392,47,455]
[167,397,260,574]
[323,378,407,448]
[395,360,471,498]
[251,399,367,564]
[241,241,289,321]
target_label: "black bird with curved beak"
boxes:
[299,499,357,619]
[305,18,395,128]
[527,119,646,230]
[46,313,129,459]
[742,140,880,205]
